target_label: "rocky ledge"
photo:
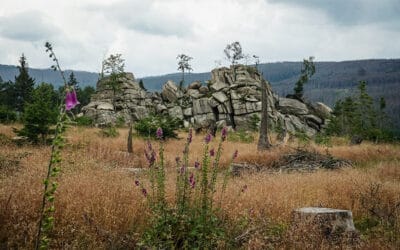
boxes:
[82,65,332,136]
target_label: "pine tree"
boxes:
[293,56,315,99]
[14,54,35,113]
[67,72,78,87]
[18,83,58,144]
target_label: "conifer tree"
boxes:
[14,54,35,113]
[293,56,315,99]
[18,83,58,143]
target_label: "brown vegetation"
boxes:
[0,124,399,249]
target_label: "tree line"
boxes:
[0,54,94,143]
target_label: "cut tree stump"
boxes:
[290,207,360,247]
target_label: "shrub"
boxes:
[248,114,260,131]
[228,129,255,143]
[134,114,182,139]
[0,105,17,123]
[16,83,58,144]
[135,127,238,248]
[74,116,93,126]
[99,126,119,137]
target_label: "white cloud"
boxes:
[0,0,399,77]
[0,10,58,42]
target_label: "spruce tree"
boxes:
[293,56,315,99]
[14,54,35,113]
[18,83,58,144]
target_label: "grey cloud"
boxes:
[87,1,192,37]
[268,0,400,26]
[0,11,58,42]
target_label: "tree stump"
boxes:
[290,207,360,247]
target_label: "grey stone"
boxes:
[198,86,209,94]
[183,107,193,117]
[187,89,203,99]
[212,92,228,103]
[188,81,202,89]
[312,102,332,119]
[278,98,309,115]
[156,104,167,113]
[168,106,183,120]
[97,102,114,111]
[162,80,182,102]
[210,81,229,92]
[303,114,323,125]
[193,98,212,115]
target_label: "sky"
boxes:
[0,0,399,78]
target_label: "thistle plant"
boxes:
[35,42,79,249]
[136,127,238,248]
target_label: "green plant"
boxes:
[293,56,315,99]
[228,129,255,143]
[115,115,125,127]
[99,126,119,137]
[35,42,80,249]
[74,116,93,126]
[136,127,238,248]
[0,105,17,123]
[16,83,59,144]
[134,114,182,139]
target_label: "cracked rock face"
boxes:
[82,65,331,136]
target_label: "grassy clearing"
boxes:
[0,125,399,249]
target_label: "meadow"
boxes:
[1,124,399,249]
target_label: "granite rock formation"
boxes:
[82,65,331,136]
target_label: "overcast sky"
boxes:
[0,0,399,77]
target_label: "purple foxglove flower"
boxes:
[189,172,195,188]
[233,150,238,159]
[65,88,80,110]
[221,127,228,141]
[180,165,186,174]
[135,180,140,186]
[194,161,200,169]
[145,141,156,166]
[156,127,163,139]
[187,128,193,143]
[141,188,148,197]
[209,148,215,157]
[204,133,212,144]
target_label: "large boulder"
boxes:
[188,81,202,89]
[168,106,184,120]
[212,92,229,103]
[278,97,309,115]
[193,98,212,115]
[311,102,333,119]
[161,80,182,102]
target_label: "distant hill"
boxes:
[0,64,99,88]
[1,59,399,130]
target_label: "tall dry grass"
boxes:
[0,126,399,249]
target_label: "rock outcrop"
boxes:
[82,65,331,136]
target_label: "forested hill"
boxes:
[1,59,399,129]
[139,59,400,131]
[0,64,98,88]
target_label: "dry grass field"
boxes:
[1,124,399,249]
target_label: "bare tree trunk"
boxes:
[257,79,272,151]
[127,122,133,153]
